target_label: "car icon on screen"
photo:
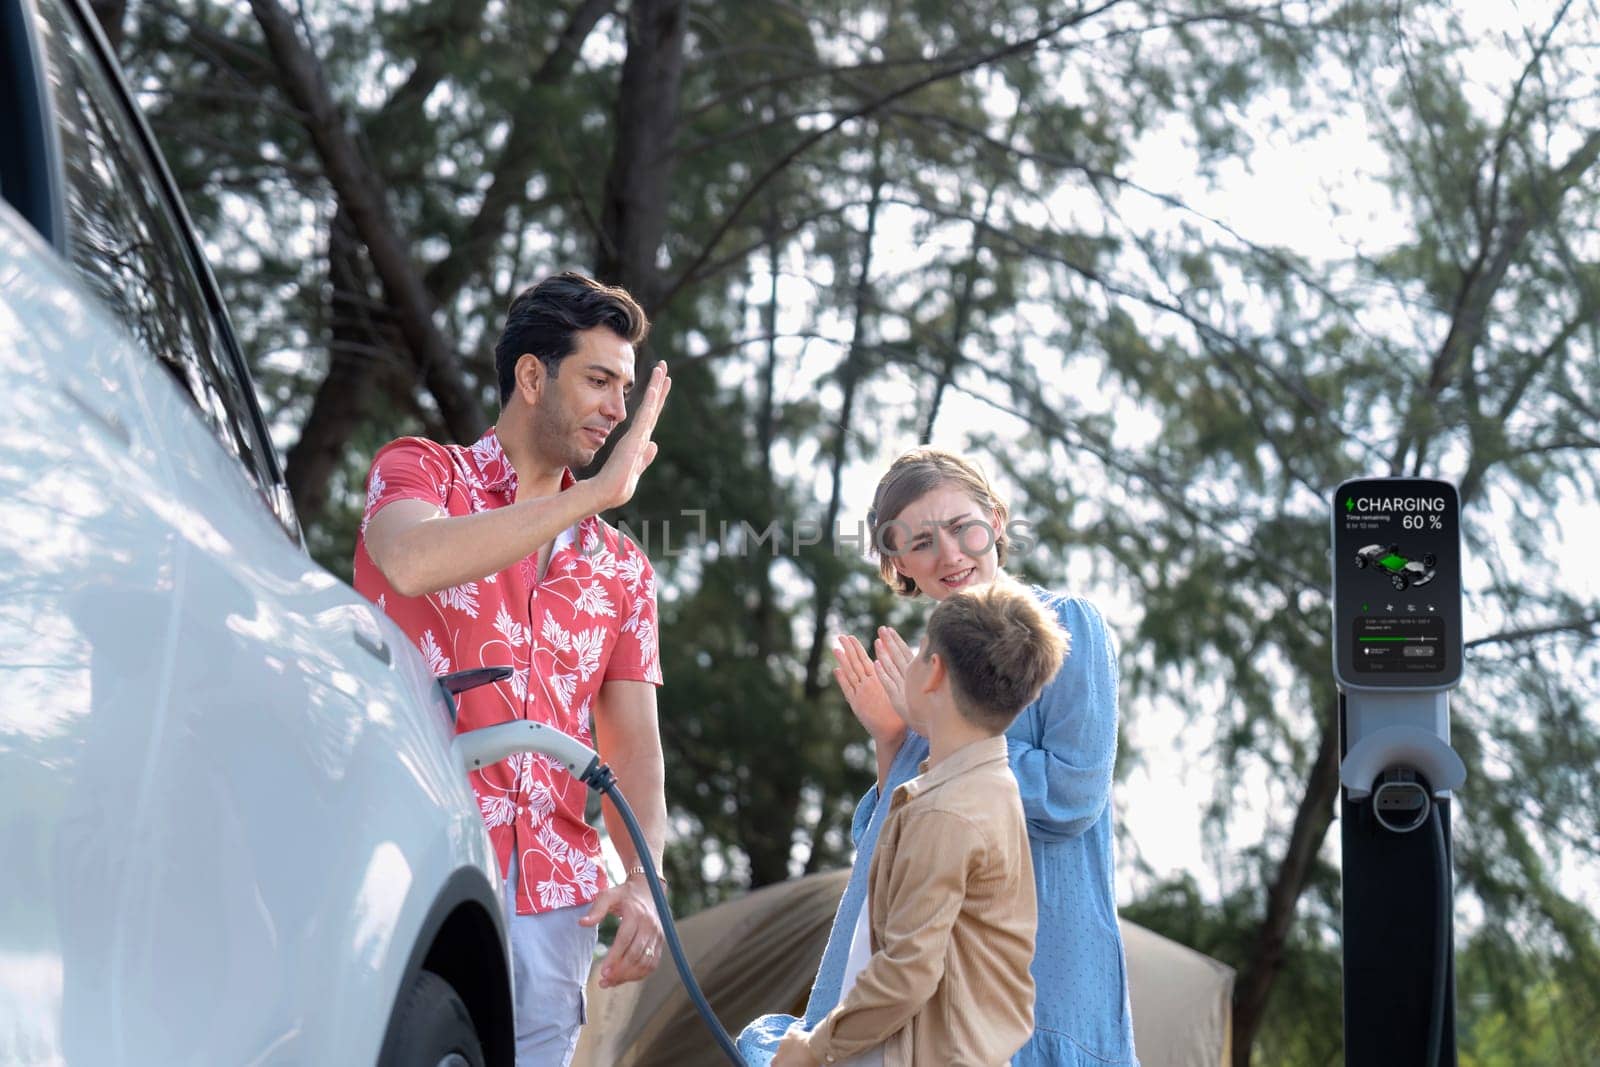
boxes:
[1355,544,1437,590]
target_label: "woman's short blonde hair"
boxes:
[867,448,1011,598]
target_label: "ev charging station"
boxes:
[1331,478,1466,1066]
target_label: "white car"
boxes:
[0,0,530,1062]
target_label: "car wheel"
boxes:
[1422,554,1436,568]
[1391,575,1407,590]
[1354,555,1367,568]
[382,970,485,1067]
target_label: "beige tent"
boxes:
[573,870,1234,1067]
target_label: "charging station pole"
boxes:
[1331,478,1466,1066]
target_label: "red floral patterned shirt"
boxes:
[353,428,662,915]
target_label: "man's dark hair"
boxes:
[925,578,1069,732]
[494,272,650,407]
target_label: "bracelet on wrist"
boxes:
[626,864,666,888]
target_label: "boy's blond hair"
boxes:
[925,578,1069,731]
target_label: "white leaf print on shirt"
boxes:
[587,549,617,579]
[362,468,386,527]
[634,618,658,679]
[509,753,532,795]
[618,553,647,592]
[571,851,599,897]
[526,781,556,820]
[622,595,645,635]
[536,822,569,863]
[495,603,529,647]
[437,581,479,619]
[419,630,451,675]
[479,794,515,829]
[549,671,577,711]
[509,667,528,700]
[536,878,576,910]
[570,628,606,681]
[469,434,502,472]
[541,615,572,653]
[574,584,615,619]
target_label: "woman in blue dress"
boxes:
[739,447,1140,1067]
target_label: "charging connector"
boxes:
[451,711,747,1065]
[1371,767,1431,834]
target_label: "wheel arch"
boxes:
[378,867,514,1067]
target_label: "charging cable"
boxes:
[582,761,746,1066]
[453,718,746,1066]
[1367,766,1451,1066]
[1425,802,1449,1067]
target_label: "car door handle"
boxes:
[351,624,390,665]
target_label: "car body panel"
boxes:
[0,204,183,1065]
[128,280,504,1061]
[2,0,518,1058]
[0,184,506,1066]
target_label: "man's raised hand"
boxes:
[589,362,672,511]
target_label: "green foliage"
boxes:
[1124,873,1343,1067]
[113,0,1600,1060]
[1458,931,1600,1067]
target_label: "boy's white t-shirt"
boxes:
[833,898,885,1067]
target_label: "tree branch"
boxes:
[1231,705,1340,1067]
[1466,615,1600,650]
[657,0,1128,309]
[421,0,617,302]
[248,0,485,441]
[802,129,885,700]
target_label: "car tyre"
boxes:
[1391,574,1407,591]
[1354,555,1367,568]
[382,970,485,1067]
[1422,553,1436,568]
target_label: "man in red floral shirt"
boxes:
[355,272,672,1065]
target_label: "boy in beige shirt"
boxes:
[774,578,1069,1067]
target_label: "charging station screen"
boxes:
[1332,478,1462,688]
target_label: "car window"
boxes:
[31,0,279,497]
[0,0,66,252]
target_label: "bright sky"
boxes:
[1099,2,1600,908]
[752,0,1600,912]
